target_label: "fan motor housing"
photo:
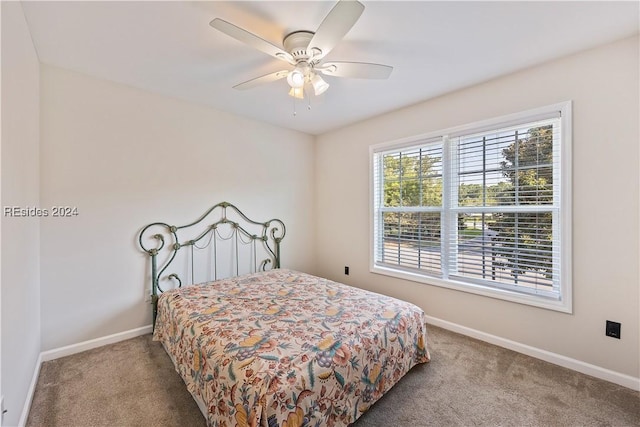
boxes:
[283,31,318,63]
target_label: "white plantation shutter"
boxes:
[371,103,571,311]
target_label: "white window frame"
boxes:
[369,101,572,313]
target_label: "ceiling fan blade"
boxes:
[210,18,295,64]
[308,0,365,60]
[233,70,290,90]
[319,62,393,79]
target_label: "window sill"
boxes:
[371,264,572,314]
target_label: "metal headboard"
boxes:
[138,201,286,325]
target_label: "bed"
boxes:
[139,202,430,426]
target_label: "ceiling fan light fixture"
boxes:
[311,73,330,96]
[288,87,305,99]
[211,0,394,110]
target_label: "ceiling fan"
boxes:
[209,0,392,100]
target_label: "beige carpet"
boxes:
[26,326,639,427]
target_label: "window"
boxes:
[371,102,572,312]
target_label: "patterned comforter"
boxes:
[153,269,430,427]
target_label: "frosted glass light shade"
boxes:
[311,74,329,95]
[287,70,305,88]
[288,87,304,99]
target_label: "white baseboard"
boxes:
[40,325,153,362]
[18,325,153,426]
[425,315,640,392]
[17,353,43,427]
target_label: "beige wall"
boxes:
[1,2,42,425]
[315,36,639,378]
[39,65,316,350]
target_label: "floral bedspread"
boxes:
[153,269,430,427]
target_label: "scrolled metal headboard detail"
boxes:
[138,201,286,325]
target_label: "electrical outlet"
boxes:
[605,320,621,339]
[144,288,152,303]
[344,266,350,275]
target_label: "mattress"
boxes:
[153,269,430,426]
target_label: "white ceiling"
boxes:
[20,1,639,135]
